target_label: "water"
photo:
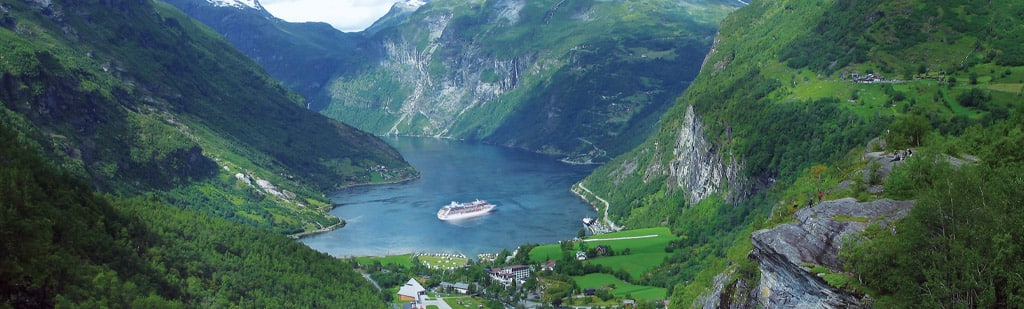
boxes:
[299,137,598,257]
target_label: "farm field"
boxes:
[573,273,667,300]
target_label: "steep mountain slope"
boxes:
[325,0,742,162]
[0,122,386,308]
[0,0,415,234]
[161,0,374,110]
[567,0,1023,307]
[170,0,743,163]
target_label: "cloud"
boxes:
[260,0,400,32]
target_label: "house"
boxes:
[439,281,470,294]
[576,251,587,260]
[397,278,426,302]
[489,264,531,285]
[541,260,557,272]
[623,299,636,308]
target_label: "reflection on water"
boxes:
[299,137,598,257]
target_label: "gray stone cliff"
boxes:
[667,105,749,205]
[698,198,915,308]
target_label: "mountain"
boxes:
[569,0,1023,307]
[0,0,416,234]
[0,122,386,307]
[161,0,375,111]
[167,0,744,163]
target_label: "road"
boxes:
[419,296,452,309]
[574,183,622,231]
[582,234,658,242]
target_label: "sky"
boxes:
[259,0,400,32]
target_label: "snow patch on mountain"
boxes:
[395,0,427,11]
[207,0,262,10]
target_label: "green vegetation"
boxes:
[841,115,1024,307]
[578,228,675,279]
[318,0,741,162]
[355,254,417,269]
[0,123,386,307]
[566,0,1024,307]
[574,273,667,301]
[0,0,415,234]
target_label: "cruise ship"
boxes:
[437,199,495,221]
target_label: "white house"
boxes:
[397,278,426,302]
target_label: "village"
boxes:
[355,227,677,309]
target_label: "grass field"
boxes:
[528,244,564,263]
[418,254,469,270]
[582,227,675,278]
[442,296,491,309]
[354,254,414,268]
[527,227,675,278]
[573,273,667,300]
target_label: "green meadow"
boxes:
[573,273,668,300]
[582,227,676,279]
[355,254,415,268]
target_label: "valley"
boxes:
[2,0,1023,308]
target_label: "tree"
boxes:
[888,115,931,148]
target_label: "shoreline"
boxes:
[291,175,422,239]
[571,182,624,232]
[289,221,345,239]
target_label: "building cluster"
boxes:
[488,264,531,285]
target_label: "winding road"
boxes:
[574,183,622,231]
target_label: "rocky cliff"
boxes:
[165,0,739,161]
[700,198,916,308]
[667,105,748,205]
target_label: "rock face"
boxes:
[668,105,748,204]
[317,0,734,162]
[748,198,915,308]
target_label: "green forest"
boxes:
[0,0,415,234]
[0,123,387,307]
[3,0,1024,307]
[570,0,1024,306]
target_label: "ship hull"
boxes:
[437,200,495,221]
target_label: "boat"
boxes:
[582,217,595,226]
[437,199,495,221]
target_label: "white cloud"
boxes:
[260,0,400,32]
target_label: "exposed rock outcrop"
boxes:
[696,268,758,309]
[749,198,914,308]
[666,105,750,204]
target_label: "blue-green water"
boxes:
[299,137,598,257]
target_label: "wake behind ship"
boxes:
[437,199,495,221]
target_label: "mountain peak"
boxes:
[394,0,427,12]
[207,0,263,10]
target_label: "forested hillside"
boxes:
[0,0,415,234]
[162,0,374,110]
[0,123,387,308]
[569,0,1023,306]
[172,0,743,163]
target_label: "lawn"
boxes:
[443,296,491,309]
[528,244,564,263]
[573,273,667,300]
[354,254,414,268]
[527,227,675,278]
[418,254,468,270]
[582,227,675,278]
